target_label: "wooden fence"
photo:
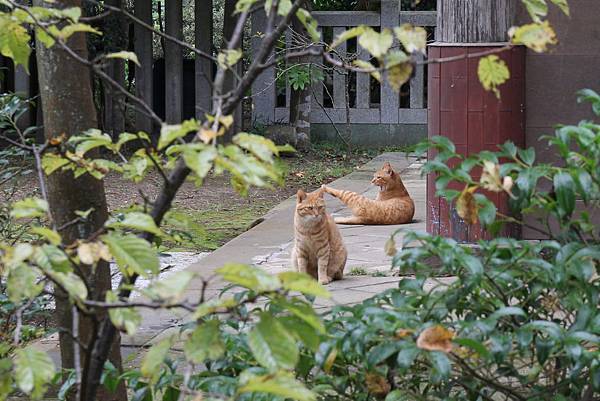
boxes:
[251,2,437,129]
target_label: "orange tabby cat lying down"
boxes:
[291,188,347,284]
[322,161,415,225]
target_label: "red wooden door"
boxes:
[426,45,526,242]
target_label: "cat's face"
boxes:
[296,189,326,222]
[371,162,396,187]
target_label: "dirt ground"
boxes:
[3,144,404,251]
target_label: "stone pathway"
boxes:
[37,152,428,367]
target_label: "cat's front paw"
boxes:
[318,276,333,285]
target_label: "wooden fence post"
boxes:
[195,0,213,120]
[165,0,183,123]
[134,0,154,134]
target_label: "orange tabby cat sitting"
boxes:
[292,188,347,284]
[322,161,415,225]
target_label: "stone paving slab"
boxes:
[37,152,429,367]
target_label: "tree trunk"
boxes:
[288,9,313,151]
[135,0,154,134]
[195,0,213,119]
[34,0,126,399]
[436,0,515,42]
[221,0,242,136]
[165,0,183,123]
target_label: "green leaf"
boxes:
[54,22,101,40]
[428,351,451,381]
[233,132,280,162]
[359,28,393,59]
[183,320,224,363]
[192,296,238,319]
[106,291,141,336]
[29,226,62,245]
[330,25,366,49]
[522,0,548,22]
[0,18,31,71]
[278,271,330,298]
[491,306,527,320]
[41,153,70,175]
[7,264,43,303]
[145,271,195,302]
[14,346,55,399]
[478,55,510,98]
[550,0,569,15]
[247,313,299,371]
[476,196,497,226]
[105,51,140,66]
[238,370,316,401]
[35,27,55,47]
[182,146,218,180]
[70,129,114,156]
[102,233,159,277]
[107,211,162,236]
[368,342,401,366]
[10,198,49,219]
[352,59,380,82]
[396,343,419,370]
[273,297,325,334]
[296,8,320,42]
[276,0,292,15]
[394,24,427,54]
[216,263,281,292]
[508,21,557,53]
[51,271,88,300]
[453,338,491,359]
[577,88,600,116]
[141,337,172,379]
[235,0,259,13]
[217,49,243,69]
[554,171,576,217]
[157,119,199,150]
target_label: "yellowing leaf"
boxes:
[219,114,235,129]
[217,49,242,69]
[353,59,381,82]
[480,161,502,192]
[330,25,366,49]
[456,186,478,225]
[384,238,397,256]
[296,8,320,42]
[105,51,140,66]
[503,176,514,193]
[198,127,222,144]
[358,28,393,59]
[55,23,101,40]
[416,325,454,353]
[10,198,49,219]
[477,55,510,98]
[0,19,32,71]
[387,62,413,92]
[394,24,427,54]
[509,21,557,53]
[30,226,62,245]
[394,328,414,339]
[77,241,111,265]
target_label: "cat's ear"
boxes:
[316,187,325,198]
[382,162,394,176]
[297,189,307,202]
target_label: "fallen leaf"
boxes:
[394,328,414,339]
[416,325,454,353]
[384,238,397,256]
[365,373,391,397]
